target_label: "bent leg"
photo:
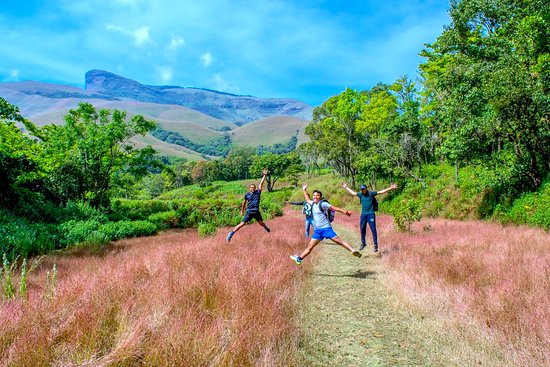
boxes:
[232,221,246,233]
[299,239,322,260]
[329,236,356,253]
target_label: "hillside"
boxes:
[0,71,313,157]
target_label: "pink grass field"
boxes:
[338,213,550,367]
[0,209,311,367]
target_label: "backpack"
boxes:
[371,194,379,212]
[302,202,313,216]
[315,199,335,222]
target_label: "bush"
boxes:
[59,220,102,245]
[393,200,422,232]
[148,210,179,230]
[198,222,217,237]
[98,220,157,241]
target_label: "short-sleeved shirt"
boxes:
[357,191,378,214]
[308,200,332,229]
[244,190,262,212]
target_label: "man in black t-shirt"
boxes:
[226,169,271,242]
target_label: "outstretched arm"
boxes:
[302,183,311,202]
[342,182,357,196]
[258,168,268,190]
[329,204,351,217]
[377,183,398,195]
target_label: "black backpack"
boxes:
[315,199,335,222]
[371,193,379,212]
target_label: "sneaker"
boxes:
[265,226,271,233]
[290,255,302,266]
[352,250,362,258]
[373,245,379,253]
[359,243,366,251]
[226,231,235,242]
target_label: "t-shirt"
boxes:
[244,190,262,212]
[357,191,378,214]
[308,200,332,229]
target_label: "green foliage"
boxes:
[494,174,550,230]
[198,222,218,237]
[148,210,179,229]
[249,152,303,191]
[393,200,422,232]
[419,0,550,194]
[152,127,232,156]
[98,220,157,241]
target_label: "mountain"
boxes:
[0,70,313,159]
[84,70,312,124]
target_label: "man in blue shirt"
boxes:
[226,169,271,242]
[342,182,397,252]
[289,184,362,266]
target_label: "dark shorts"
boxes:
[242,211,263,223]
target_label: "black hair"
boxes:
[312,190,323,197]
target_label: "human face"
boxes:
[312,192,321,202]
[361,188,367,194]
[249,184,256,192]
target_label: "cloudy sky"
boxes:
[0,0,450,106]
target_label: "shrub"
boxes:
[148,210,179,230]
[198,222,217,237]
[393,200,422,232]
[59,220,101,245]
[98,220,157,241]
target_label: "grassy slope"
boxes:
[231,116,309,146]
[131,134,210,160]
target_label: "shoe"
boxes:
[265,226,271,233]
[226,231,234,242]
[373,245,379,253]
[290,255,302,266]
[359,243,366,251]
[352,250,362,258]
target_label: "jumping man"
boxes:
[342,182,397,252]
[290,184,362,265]
[226,169,271,242]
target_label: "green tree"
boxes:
[249,152,302,191]
[35,103,158,206]
[420,0,550,193]
[306,88,368,184]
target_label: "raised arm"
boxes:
[258,168,268,190]
[328,204,351,217]
[342,182,357,196]
[377,183,398,195]
[302,183,311,202]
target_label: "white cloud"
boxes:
[212,74,239,93]
[105,24,151,46]
[156,66,173,83]
[133,26,151,46]
[201,52,213,67]
[166,34,185,52]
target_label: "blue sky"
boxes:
[0,0,450,106]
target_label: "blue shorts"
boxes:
[312,227,337,240]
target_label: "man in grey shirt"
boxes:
[290,184,362,266]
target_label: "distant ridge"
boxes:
[85,70,312,124]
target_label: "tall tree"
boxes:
[420,0,550,191]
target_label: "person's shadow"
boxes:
[313,270,376,279]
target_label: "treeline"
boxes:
[151,127,232,157]
[152,126,298,157]
[299,0,549,216]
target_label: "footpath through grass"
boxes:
[293,211,515,367]
[295,221,439,366]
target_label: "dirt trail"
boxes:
[294,214,446,367]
